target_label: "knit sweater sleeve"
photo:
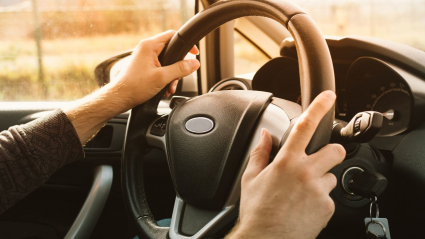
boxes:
[0,109,84,214]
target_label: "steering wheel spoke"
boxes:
[224,102,293,207]
[169,197,238,239]
[146,114,169,151]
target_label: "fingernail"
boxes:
[194,45,200,55]
[260,128,265,137]
[173,82,178,92]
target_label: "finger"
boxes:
[151,30,177,55]
[165,80,178,96]
[243,129,272,181]
[164,88,172,98]
[308,144,346,176]
[189,45,199,55]
[160,59,200,83]
[321,172,338,193]
[164,83,175,97]
[132,30,175,56]
[170,80,178,94]
[159,45,199,68]
[280,90,336,156]
[152,29,176,43]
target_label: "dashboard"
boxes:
[87,35,425,239]
[213,37,425,138]
[346,57,416,136]
[96,36,425,138]
[89,35,425,239]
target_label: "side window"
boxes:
[234,31,270,76]
[0,0,194,102]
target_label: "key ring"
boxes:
[366,220,387,237]
[370,196,379,219]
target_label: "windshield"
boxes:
[292,0,425,51]
[0,0,194,101]
[0,0,424,102]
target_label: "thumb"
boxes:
[160,59,200,83]
[243,129,273,182]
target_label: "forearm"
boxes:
[0,110,84,213]
[62,81,134,145]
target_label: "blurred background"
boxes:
[0,0,424,101]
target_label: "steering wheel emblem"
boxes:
[185,117,214,134]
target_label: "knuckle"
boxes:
[136,39,150,51]
[273,155,290,169]
[295,116,314,132]
[152,70,164,80]
[332,144,346,159]
[315,100,328,111]
[309,182,323,196]
[328,174,338,189]
[241,168,255,186]
[323,173,338,191]
[323,197,335,216]
[178,61,191,74]
[274,152,303,169]
[250,146,264,160]
[312,96,331,112]
[241,172,251,184]
[137,39,147,46]
[298,167,314,183]
[321,144,345,162]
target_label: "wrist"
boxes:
[102,81,139,114]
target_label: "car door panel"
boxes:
[0,107,173,238]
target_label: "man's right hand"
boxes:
[112,30,199,108]
[64,30,199,144]
[228,90,346,239]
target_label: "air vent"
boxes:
[220,84,246,91]
[84,125,113,149]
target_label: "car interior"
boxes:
[1,0,425,238]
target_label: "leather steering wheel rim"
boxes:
[122,1,335,238]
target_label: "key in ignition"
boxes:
[347,170,388,199]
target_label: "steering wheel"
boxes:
[122,0,335,238]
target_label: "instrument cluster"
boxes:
[346,57,413,136]
[251,56,425,137]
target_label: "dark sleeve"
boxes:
[0,109,84,214]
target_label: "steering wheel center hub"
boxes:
[166,91,272,210]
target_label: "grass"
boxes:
[0,64,96,101]
[0,32,162,101]
[0,7,180,102]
